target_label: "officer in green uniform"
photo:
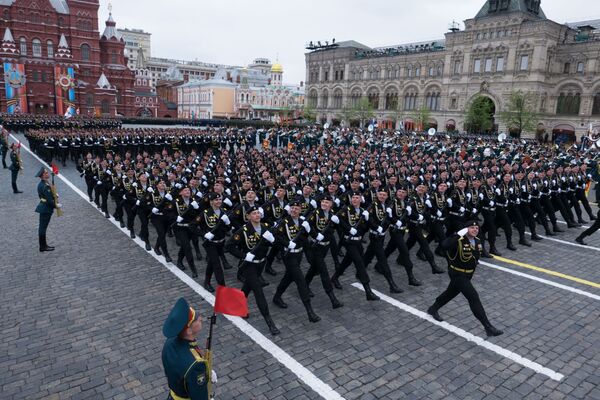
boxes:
[9,143,23,193]
[35,167,60,252]
[162,297,216,400]
[427,220,503,337]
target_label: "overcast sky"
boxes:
[99,0,597,85]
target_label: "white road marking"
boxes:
[15,135,347,400]
[556,219,589,229]
[524,232,600,252]
[351,283,564,382]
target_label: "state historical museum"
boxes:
[0,0,135,116]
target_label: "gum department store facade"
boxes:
[305,0,600,139]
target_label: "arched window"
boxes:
[81,44,90,61]
[47,40,54,58]
[32,39,42,57]
[367,90,379,109]
[321,90,329,108]
[425,92,441,111]
[404,90,418,111]
[19,37,27,55]
[332,90,343,108]
[556,92,581,115]
[592,93,600,115]
[350,90,362,107]
[385,90,398,110]
[101,100,110,114]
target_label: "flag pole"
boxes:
[205,312,217,398]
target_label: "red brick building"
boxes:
[0,0,135,116]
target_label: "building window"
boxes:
[474,59,481,73]
[81,44,91,61]
[86,94,94,107]
[101,100,110,114]
[484,58,492,72]
[111,51,117,64]
[404,93,417,111]
[324,70,328,81]
[415,67,420,77]
[425,93,440,111]
[407,67,412,78]
[556,93,581,115]
[454,61,460,74]
[563,63,570,74]
[576,62,584,74]
[47,40,54,58]
[592,93,600,115]
[32,70,39,81]
[32,39,42,57]
[520,55,529,71]
[450,98,458,109]
[385,92,398,110]
[496,57,504,72]
[340,70,344,80]
[19,37,27,55]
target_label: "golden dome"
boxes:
[271,63,283,73]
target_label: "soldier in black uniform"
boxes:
[133,172,153,251]
[109,163,126,227]
[272,200,321,322]
[225,206,280,335]
[427,220,503,337]
[172,186,200,278]
[94,160,112,218]
[198,193,232,292]
[149,179,175,263]
[262,185,288,276]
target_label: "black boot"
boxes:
[164,252,173,263]
[530,232,543,241]
[272,294,288,309]
[264,315,280,335]
[303,300,321,323]
[258,275,269,287]
[331,273,342,290]
[552,222,564,233]
[575,235,587,245]
[431,262,445,274]
[578,218,587,225]
[154,247,162,256]
[39,236,47,252]
[386,276,403,294]
[484,323,504,337]
[176,255,186,271]
[590,213,597,221]
[203,281,215,293]
[120,220,126,228]
[427,306,443,322]
[416,250,427,262]
[327,291,343,309]
[363,283,380,301]
[307,286,315,298]
[481,247,493,258]
[195,250,203,261]
[489,245,502,257]
[144,240,152,251]
[104,211,110,219]
[43,236,55,250]
[519,234,532,247]
[506,239,517,251]
[264,264,277,276]
[221,256,233,270]
[407,269,422,286]
[129,230,136,239]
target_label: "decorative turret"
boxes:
[270,62,283,86]
[0,28,19,56]
[55,34,72,59]
[97,72,112,89]
[101,10,123,41]
[99,4,126,66]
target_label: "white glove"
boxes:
[516,198,521,204]
[395,220,403,228]
[258,207,264,217]
[509,187,514,194]
[425,200,432,208]
[122,195,127,200]
[376,226,384,234]
[406,206,412,215]
[296,189,302,195]
[533,183,538,190]
[225,188,232,196]
[318,186,324,193]
[152,207,159,214]
[386,207,392,218]
[191,201,199,209]
[310,199,318,208]
[244,253,255,262]
[459,206,465,213]
[223,198,233,207]
[362,210,369,221]
[225,177,231,184]
[136,200,141,206]
[436,210,442,217]
[457,228,469,237]
[106,170,112,176]
[521,185,526,191]
[490,201,495,206]
[331,215,340,224]
[177,216,184,223]
[97,180,102,185]
[196,191,203,199]
[361,195,365,202]
[339,184,346,192]
[316,233,325,241]
[466,193,472,200]
[112,186,116,191]
[204,232,215,240]
[262,231,275,243]
[147,187,154,193]
[287,241,296,249]
[175,183,182,189]
[479,193,484,200]
[220,214,230,225]
[495,188,501,195]
[447,198,453,207]
[302,221,311,233]
[211,370,217,384]
[334,198,341,206]
[284,204,291,213]
[165,193,173,201]
[57,203,62,208]
[133,182,138,187]
[349,227,358,235]
[418,214,424,221]
[472,208,477,214]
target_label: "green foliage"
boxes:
[465,95,494,133]
[410,106,432,131]
[499,91,538,137]
[352,97,375,127]
[337,105,357,126]
[302,104,317,123]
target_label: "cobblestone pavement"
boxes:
[1,132,599,400]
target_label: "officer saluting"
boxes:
[162,297,216,400]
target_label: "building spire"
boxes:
[55,33,72,59]
[0,27,19,56]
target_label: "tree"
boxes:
[352,97,375,128]
[465,95,494,133]
[337,105,356,127]
[499,91,538,138]
[410,106,432,132]
[301,104,317,123]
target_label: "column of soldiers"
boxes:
[24,126,600,337]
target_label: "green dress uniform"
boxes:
[8,149,22,193]
[162,298,209,400]
[34,167,56,252]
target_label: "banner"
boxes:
[54,66,76,116]
[3,62,27,114]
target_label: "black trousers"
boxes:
[540,196,558,224]
[329,234,342,266]
[95,184,108,213]
[558,192,576,223]
[551,193,573,224]
[175,226,197,275]
[567,191,583,221]
[575,188,594,219]
[384,228,414,270]
[363,234,393,279]
[84,177,94,200]
[241,261,270,318]
[580,211,600,238]
[111,192,124,220]
[137,209,150,242]
[204,241,226,286]
[11,168,19,192]
[519,202,538,235]
[336,240,370,284]
[124,202,136,232]
[507,204,525,236]
[480,210,497,247]
[426,220,446,250]
[275,252,311,303]
[432,270,491,327]
[406,223,435,264]
[151,214,170,254]
[305,243,334,294]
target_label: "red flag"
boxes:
[51,163,59,175]
[214,286,248,317]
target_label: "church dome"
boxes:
[271,63,283,73]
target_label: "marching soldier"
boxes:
[35,167,61,252]
[149,179,175,263]
[171,186,201,278]
[428,221,503,337]
[133,171,153,251]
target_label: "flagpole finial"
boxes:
[108,2,112,13]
